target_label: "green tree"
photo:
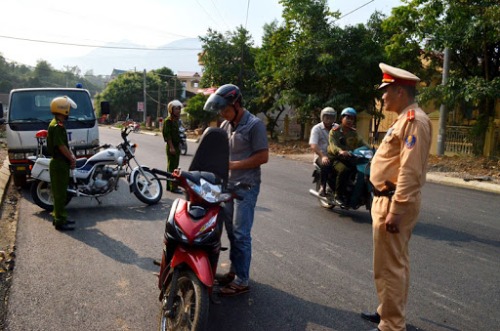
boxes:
[382,0,500,152]
[199,26,258,110]
[150,67,182,119]
[183,93,211,129]
[261,0,341,139]
[254,21,290,139]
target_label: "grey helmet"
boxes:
[320,107,337,121]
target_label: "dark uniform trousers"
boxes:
[50,158,69,224]
[372,194,421,331]
[166,147,180,191]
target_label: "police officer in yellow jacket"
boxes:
[361,63,432,331]
[327,107,369,206]
[162,100,183,193]
[48,96,77,231]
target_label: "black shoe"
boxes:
[318,187,326,197]
[66,219,75,224]
[171,188,183,194]
[361,311,380,324]
[214,272,235,286]
[55,223,75,231]
[333,195,347,206]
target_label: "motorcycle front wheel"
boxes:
[30,180,72,211]
[159,270,209,331]
[132,168,163,205]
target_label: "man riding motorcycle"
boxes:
[327,107,369,207]
[309,107,339,197]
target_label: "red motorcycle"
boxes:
[152,128,245,331]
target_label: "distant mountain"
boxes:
[54,38,203,76]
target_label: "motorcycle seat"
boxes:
[182,170,223,186]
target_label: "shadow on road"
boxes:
[208,282,424,331]
[330,207,373,225]
[21,187,174,273]
[414,222,500,248]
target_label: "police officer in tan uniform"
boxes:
[362,63,432,331]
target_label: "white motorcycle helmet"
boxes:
[320,107,337,122]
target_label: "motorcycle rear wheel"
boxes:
[132,168,163,204]
[315,181,334,209]
[30,180,72,211]
[159,270,209,331]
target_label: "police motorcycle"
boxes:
[151,128,247,331]
[309,145,374,210]
[179,122,188,155]
[29,125,163,211]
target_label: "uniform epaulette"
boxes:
[406,109,415,122]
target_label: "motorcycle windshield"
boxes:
[189,127,229,185]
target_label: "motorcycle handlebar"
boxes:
[94,143,111,151]
[226,182,251,200]
[150,168,175,180]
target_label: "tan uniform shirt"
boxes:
[370,103,432,215]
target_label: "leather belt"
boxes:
[373,188,394,197]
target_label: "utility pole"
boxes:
[157,85,161,122]
[174,78,177,100]
[143,69,147,123]
[437,47,450,155]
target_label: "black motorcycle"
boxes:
[309,146,374,210]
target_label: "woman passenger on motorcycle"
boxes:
[327,107,369,206]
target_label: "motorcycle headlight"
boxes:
[194,214,218,243]
[359,149,374,159]
[172,220,188,242]
[186,178,231,203]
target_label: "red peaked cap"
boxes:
[378,63,420,90]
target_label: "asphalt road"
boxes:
[5,127,500,331]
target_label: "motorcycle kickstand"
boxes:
[165,268,179,318]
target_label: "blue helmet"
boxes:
[341,107,357,117]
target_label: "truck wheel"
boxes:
[13,174,27,188]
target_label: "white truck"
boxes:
[0,88,100,187]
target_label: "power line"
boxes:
[0,35,201,51]
[336,0,375,21]
[209,0,231,31]
[193,0,224,32]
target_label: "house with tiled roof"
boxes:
[177,71,202,98]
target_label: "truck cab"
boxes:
[4,88,100,187]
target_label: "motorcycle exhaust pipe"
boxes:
[67,189,91,197]
[309,189,331,203]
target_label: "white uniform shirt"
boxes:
[309,122,338,162]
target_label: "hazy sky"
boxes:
[0,0,401,71]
